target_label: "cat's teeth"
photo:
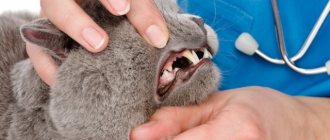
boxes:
[203,48,213,59]
[161,70,175,84]
[192,50,200,62]
[182,50,199,65]
[166,66,173,72]
[162,70,171,77]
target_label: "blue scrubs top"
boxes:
[178,0,330,97]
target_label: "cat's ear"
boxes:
[20,18,72,59]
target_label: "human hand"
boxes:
[131,87,329,140]
[27,0,169,86]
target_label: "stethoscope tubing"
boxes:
[297,0,330,62]
[271,0,329,75]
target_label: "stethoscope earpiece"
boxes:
[235,33,259,56]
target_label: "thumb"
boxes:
[26,43,58,86]
[130,104,211,140]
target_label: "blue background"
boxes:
[178,0,330,97]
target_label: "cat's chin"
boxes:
[155,46,214,103]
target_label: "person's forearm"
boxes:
[296,97,330,139]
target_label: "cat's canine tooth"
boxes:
[203,48,213,59]
[182,50,199,65]
[192,50,200,61]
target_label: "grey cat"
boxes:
[0,0,220,139]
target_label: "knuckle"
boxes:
[236,121,264,140]
[61,18,73,32]
[56,11,76,32]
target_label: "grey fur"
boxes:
[0,0,220,139]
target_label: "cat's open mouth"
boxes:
[156,46,214,102]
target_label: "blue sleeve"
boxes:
[178,0,330,97]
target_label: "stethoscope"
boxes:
[235,0,330,75]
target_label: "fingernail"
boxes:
[108,0,130,15]
[82,27,105,50]
[145,25,168,48]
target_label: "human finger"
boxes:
[127,0,169,48]
[172,123,216,140]
[99,0,131,16]
[130,105,211,140]
[26,43,58,86]
[40,0,109,53]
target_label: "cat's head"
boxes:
[21,0,220,103]
[19,0,220,138]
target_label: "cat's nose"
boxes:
[191,17,206,34]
